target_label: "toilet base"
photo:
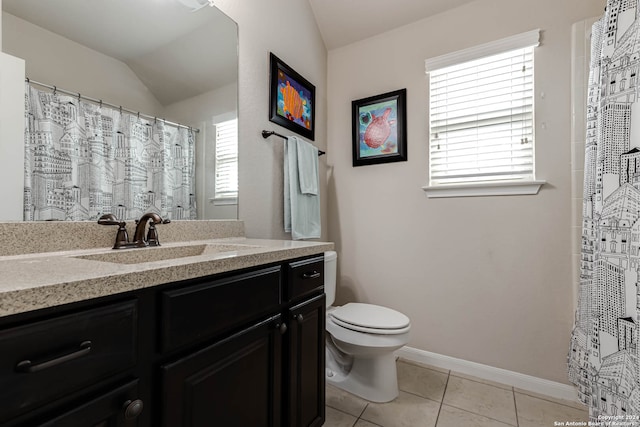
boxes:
[326,351,399,403]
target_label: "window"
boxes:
[423,29,545,198]
[213,118,238,202]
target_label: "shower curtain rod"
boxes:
[25,78,200,133]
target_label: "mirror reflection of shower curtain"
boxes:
[23,84,196,221]
[569,2,640,422]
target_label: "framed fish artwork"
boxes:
[269,53,316,140]
[351,89,407,167]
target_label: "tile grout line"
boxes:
[447,370,586,414]
[446,368,585,412]
[513,386,520,427]
[442,373,519,426]
[325,405,367,426]
[433,371,451,427]
[354,402,369,426]
[358,402,369,418]
[448,372,513,391]
[399,389,451,405]
[439,402,519,426]
[513,389,588,412]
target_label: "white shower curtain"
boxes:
[569,2,640,422]
[23,84,196,221]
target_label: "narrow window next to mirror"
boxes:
[213,119,238,204]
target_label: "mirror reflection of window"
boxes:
[213,118,238,204]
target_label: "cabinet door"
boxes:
[161,316,283,427]
[287,294,325,427]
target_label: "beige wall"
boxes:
[214,0,328,240]
[326,0,604,384]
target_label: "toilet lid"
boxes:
[330,303,410,334]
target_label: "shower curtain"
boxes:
[23,84,196,221]
[569,2,640,422]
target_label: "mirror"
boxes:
[1,0,238,220]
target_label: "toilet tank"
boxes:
[324,251,337,307]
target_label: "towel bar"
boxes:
[262,130,325,156]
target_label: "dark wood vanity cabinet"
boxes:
[0,254,325,427]
[158,266,285,427]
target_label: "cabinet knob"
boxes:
[278,322,287,335]
[295,314,304,324]
[123,399,144,419]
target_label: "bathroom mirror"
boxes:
[1,0,238,221]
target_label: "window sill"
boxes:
[210,198,238,206]
[422,180,546,198]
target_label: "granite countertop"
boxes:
[0,237,334,317]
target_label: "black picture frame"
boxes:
[269,53,316,141]
[352,89,407,167]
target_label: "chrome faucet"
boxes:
[98,213,170,249]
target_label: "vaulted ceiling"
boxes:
[2,0,479,105]
[2,0,237,106]
[308,0,479,50]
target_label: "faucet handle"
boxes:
[147,223,160,247]
[113,224,130,249]
[147,217,170,246]
[98,214,120,226]
[98,214,130,249]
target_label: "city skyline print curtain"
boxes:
[569,1,640,422]
[23,83,196,221]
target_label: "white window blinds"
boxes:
[214,118,238,201]
[426,30,539,186]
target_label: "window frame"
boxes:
[422,29,546,198]
[212,118,238,204]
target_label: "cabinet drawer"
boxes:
[0,300,137,423]
[161,266,281,352]
[286,256,324,301]
[28,379,141,427]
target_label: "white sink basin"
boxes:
[73,243,258,264]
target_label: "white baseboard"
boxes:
[396,346,581,404]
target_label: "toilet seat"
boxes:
[330,303,411,335]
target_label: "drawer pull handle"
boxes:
[16,340,92,373]
[123,399,144,419]
[302,271,321,280]
[295,314,304,324]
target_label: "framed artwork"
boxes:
[352,89,407,167]
[269,53,316,141]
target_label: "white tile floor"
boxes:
[324,359,589,427]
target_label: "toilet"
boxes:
[324,251,411,403]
